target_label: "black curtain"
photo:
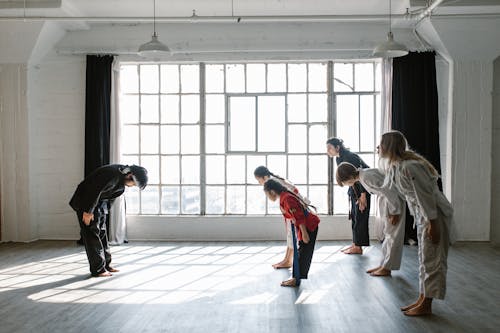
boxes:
[85,55,113,177]
[392,51,441,244]
[78,55,113,245]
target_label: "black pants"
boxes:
[295,227,318,279]
[350,194,370,246]
[77,204,112,276]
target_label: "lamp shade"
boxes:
[138,33,170,56]
[373,32,409,58]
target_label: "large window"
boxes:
[119,61,381,216]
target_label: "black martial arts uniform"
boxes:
[336,149,371,246]
[69,164,129,276]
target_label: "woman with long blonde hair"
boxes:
[379,130,455,316]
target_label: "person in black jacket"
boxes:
[327,138,370,254]
[69,164,148,277]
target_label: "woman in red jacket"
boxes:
[263,179,320,287]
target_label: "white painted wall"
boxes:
[491,55,500,245]
[0,64,33,241]
[27,53,86,240]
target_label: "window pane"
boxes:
[267,64,286,92]
[181,125,199,154]
[288,124,307,153]
[161,186,179,214]
[181,95,200,124]
[360,95,375,152]
[206,125,225,154]
[121,65,138,93]
[121,95,139,123]
[247,155,266,183]
[226,64,245,93]
[267,155,287,180]
[358,153,374,169]
[140,95,159,123]
[288,64,307,92]
[206,155,225,184]
[336,95,359,151]
[246,64,265,93]
[308,63,327,92]
[308,124,327,153]
[161,125,179,154]
[181,186,200,214]
[268,198,281,214]
[258,96,285,152]
[161,156,179,184]
[160,65,179,93]
[141,186,160,214]
[334,185,349,214]
[206,94,225,124]
[140,65,159,93]
[227,155,245,184]
[247,185,266,215]
[288,155,307,184]
[375,62,381,92]
[287,94,307,123]
[355,63,374,91]
[206,65,224,93]
[141,155,159,184]
[334,63,354,92]
[161,95,179,124]
[227,186,245,214]
[181,156,200,184]
[122,125,139,154]
[141,125,159,154]
[229,96,255,151]
[309,185,328,214]
[121,155,139,166]
[180,65,199,93]
[308,94,327,123]
[309,155,327,184]
[125,187,139,214]
[206,186,225,214]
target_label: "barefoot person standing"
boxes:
[69,164,148,277]
[326,137,371,255]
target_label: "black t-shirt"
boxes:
[336,149,370,199]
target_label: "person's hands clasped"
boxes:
[82,212,94,226]
[427,220,440,244]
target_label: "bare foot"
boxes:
[273,261,292,269]
[401,294,424,311]
[341,244,354,252]
[107,266,120,273]
[370,268,391,276]
[280,278,297,287]
[366,266,380,273]
[95,271,112,277]
[344,246,363,255]
[404,298,432,316]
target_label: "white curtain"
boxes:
[373,58,393,241]
[109,58,127,245]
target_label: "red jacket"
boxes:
[279,191,320,241]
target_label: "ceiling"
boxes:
[0,0,499,19]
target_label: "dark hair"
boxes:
[254,166,284,181]
[263,179,317,212]
[336,162,358,187]
[326,137,347,152]
[129,165,148,190]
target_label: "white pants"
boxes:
[417,217,449,299]
[379,207,406,270]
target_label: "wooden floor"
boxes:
[0,240,499,333]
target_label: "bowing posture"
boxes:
[254,166,309,269]
[327,137,371,254]
[69,164,148,277]
[263,179,320,287]
[336,162,406,277]
[379,131,455,316]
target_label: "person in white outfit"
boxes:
[335,162,406,277]
[379,130,456,316]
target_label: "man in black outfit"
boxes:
[69,164,148,277]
